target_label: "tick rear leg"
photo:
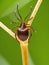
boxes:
[31,26,37,32]
[29,29,32,38]
[12,26,19,31]
[29,27,36,38]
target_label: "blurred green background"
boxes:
[0,0,49,65]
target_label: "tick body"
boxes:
[15,5,32,41]
[17,22,29,41]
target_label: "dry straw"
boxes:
[0,0,42,65]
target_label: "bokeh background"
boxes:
[0,0,49,65]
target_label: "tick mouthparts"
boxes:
[20,22,26,29]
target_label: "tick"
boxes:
[14,5,33,41]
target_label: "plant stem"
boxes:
[28,0,42,26]
[0,22,15,38]
[20,42,28,65]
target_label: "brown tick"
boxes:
[14,5,33,41]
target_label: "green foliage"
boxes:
[0,0,49,65]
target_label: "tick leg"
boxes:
[29,29,32,38]
[24,6,32,21]
[14,4,23,21]
[29,27,36,38]
[31,26,37,32]
[25,24,32,38]
[17,5,23,21]
[14,12,20,21]
[10,21,19,24]
[12,26,19,31]
[26,16,33,22]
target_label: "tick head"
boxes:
[20,22,26,29]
